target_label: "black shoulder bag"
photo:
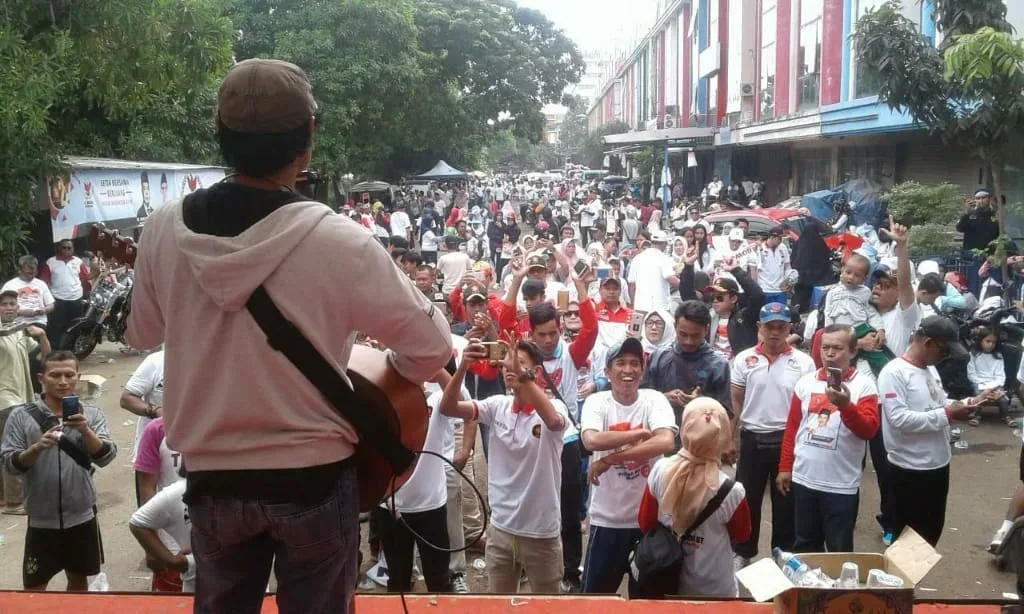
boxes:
[629,477,735,599]
[21,403,94,471]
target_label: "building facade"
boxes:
[588,0,1023,224]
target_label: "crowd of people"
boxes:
[0,58,1020,613]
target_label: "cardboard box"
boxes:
[735,528,942,614]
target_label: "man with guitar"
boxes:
[126,59,453,614]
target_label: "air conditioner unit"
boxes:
[740,82,755,97]
[664,115,677,128]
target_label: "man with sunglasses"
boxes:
[679,247,764,359]
[877,315,991,547]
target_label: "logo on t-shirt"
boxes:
[804,393,840,450]
[745,355,759,367]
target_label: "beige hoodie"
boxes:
[127,199,452,471]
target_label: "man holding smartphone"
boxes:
[0,350,117,590]
[777,325,879,552]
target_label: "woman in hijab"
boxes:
[789,217,835,314]
[640,309,675,362]
[637,399,751,597]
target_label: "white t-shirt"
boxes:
[44,256,85,300]
[878,302,921,357]
[475,394,568,538]
[757,244,790,293]
[124,351,165,462]
[391,390,462,513]
[1,277,55,326]
[437,252,474,293]
[420,230,439,252]
[731,346,816,433]
[390,211,411,238]
[130,480,196,592]
[581,389,677,528]
[627,248,675,313]
[789,370,879,495]
[877,357,952,471]
[647,461,746,597]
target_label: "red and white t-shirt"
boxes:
[639,461,751,597]
[474,394,568,539]
[713,318,731,358]
[0,277,54,326]
[780,369,879,495]
[731,345,816,433]
[580,389,677,528]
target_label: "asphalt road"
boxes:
[0,343,1020,601]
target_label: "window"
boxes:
[795,150,831,193]
[761,1,777,119]
[852,0,884,99]
[798,0,823,109]
[708,0,719,48]
[839,146,892,185]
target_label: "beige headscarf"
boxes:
[659,398,732,535]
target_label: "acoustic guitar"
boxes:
[344,344,429,512]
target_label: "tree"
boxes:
[225,0,584,182]
[580,121,630,171]
[853,0,1024,272]
[882,181,965,257]
[0,0,233,271]
[559,95,589,163]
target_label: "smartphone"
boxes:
[826,367,842,390]
[61,395,81,421]
[573,259,590,277]
[481,342,508,361]
[596,266,611,279]
[627,310,646,339]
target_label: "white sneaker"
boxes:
[367,560,390,587]
[413,565,424,583]
[451,572,470,593]
[989,526,1011,554]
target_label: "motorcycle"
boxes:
[65,268,133,360]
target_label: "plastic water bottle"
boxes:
[772,548,834,587]
[865,569,904,588]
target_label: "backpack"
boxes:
[629,478,734,599]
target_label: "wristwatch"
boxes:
[517,370,535,383]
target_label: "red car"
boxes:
[701,209,822,241]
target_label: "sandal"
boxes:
[1007,417,1022,428]
[968,416,981,427]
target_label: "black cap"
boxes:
[606,337,645,366]
[706,278,740,295]
[917,315,968,361]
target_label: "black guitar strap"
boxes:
[244,285,415,476]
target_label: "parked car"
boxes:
[701,209,830,253]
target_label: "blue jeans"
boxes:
[582,526,643,595]
[763,292,788,307]
[792,482,859,553]
[188,464,359,614]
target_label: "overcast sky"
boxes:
[516,0,658,55]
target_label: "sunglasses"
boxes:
[712,293,731,301]
[565,311,580,317]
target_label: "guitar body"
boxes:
[346,345,429,513]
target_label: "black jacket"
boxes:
[679,264,764,355]
[957,207,999,251]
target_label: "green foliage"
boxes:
[559,95,589,163]
[906,224,957,259]
[580,121,631,170]
[0,0,233,271]
[226,0,584,181]
[883,181,964,227]
[945,27,1024,83]
[481,130,561,172]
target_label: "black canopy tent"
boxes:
[414,160,468,181]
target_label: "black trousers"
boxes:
[371,505,452,593]
[792,483,858,553]
[49,298,83,350]
[889,463,950,547]
[734,429,795,559]
[868,427,895,534]
[560,439,583,584]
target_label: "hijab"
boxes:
[790,218,833,286]
[659,398,731,535]
[641,309,674,356]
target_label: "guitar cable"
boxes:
[381,448,491,614]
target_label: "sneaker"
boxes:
[367,560,389,587]
[357,576,378,590]
[451,573,470,594]
[990,524,1013,554]
[881,531,895,546]
[1,505,26,515]
[413,565,424,583]
[559,578,581,593]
